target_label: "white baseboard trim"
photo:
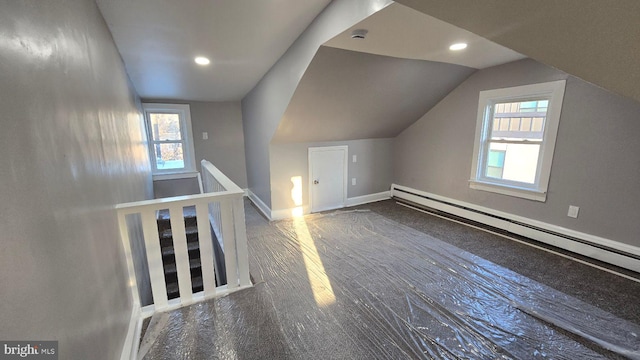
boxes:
[247,189,272,221]
[152,171,200,181]
[345,191,391,207]
[120,305,142,360]
[270,191,391,220]
[391,184,640,274]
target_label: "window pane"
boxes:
[538,100,549,111]
[154,143,184,170]
[491,100,548,140]
[150,113,182,141]
[509,118,520,131]
[520,101,537,112]
[486,166,503,179]
[499,118,509,131]
[532,117,544,132]
[487,149,505,168]
[485,142,540,184]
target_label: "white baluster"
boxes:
[168,205,193,303]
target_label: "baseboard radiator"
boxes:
[391,184,640,275]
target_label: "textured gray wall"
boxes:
[241,0,393,208]
[0,0,152,359]
[270,139,393,212]
[394,59,640,247]
[273,47,475,143]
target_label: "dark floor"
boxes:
[140,199,640,359]
[357,200,640,326]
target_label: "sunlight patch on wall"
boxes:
[291,176,304,217]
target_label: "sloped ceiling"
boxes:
[324,2,525,69]
[273,3,526,144]
[395,0,640,103]
[272,46,476,143]
[96,0,332,101]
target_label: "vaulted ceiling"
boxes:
[395,0,640,103]
[96,0,332,101]
[324,2,524,69]
[96,0,639,144]
[273,3,525,143]
[273,46,476,143]
[96,0,526,105]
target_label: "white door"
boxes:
[309,146,347,213]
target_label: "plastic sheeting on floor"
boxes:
[141,207,640,359]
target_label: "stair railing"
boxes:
[116,160,251,317]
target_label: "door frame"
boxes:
[308,145,348,213]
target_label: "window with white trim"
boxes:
[470,80,566,202]
[142,103,196,177]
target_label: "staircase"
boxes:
[157,206,226,300]
[117,159,251,338]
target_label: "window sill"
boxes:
[469,180,547,202]
[153,171,199,181]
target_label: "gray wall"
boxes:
[144,100,248,189]
[0,1,152,359]
[270,139,393,212]
[394,59,640,247]
[273,46,474,143]
[154,178,200,198]
[242,0,393,208]
[190,101,247,188]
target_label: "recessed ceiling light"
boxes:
[194,56,210,65]
[449,43,468,51]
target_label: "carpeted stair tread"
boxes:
[159,227,199,248]
[156,205,215,300]
[160,226,199,239]
[162,240,200,257]
[157,207,198,232]
[164,258,202,275]
[166,276,204,297]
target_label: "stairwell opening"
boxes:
[156,206,227,301]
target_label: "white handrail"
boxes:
[200,159,243,192]
[117,160,251,317]
[116,191,241,213]
[200,160,251,290]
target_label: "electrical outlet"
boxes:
[202,132,208,140]
[567,205,579,218]
[352,178,356,186]
[352,155,357,163]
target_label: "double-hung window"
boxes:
[470,80,566,202]
[142,103,196,177]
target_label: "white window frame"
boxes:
[469,80,566,202]
[142,103,197,179]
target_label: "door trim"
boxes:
[308,146,348,213]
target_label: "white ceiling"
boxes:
[96,0,332,101]
[323,2,525,69]
[97,0,526,103]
